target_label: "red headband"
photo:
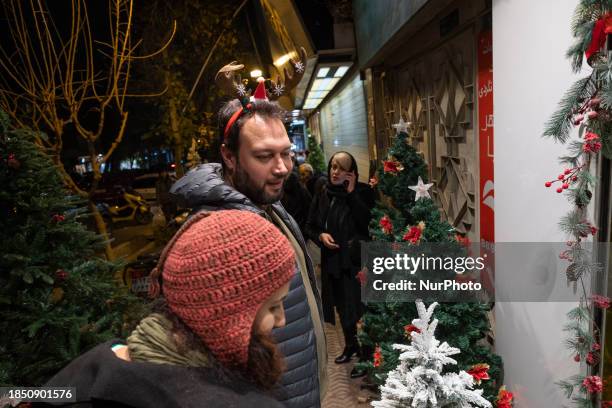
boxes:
[223,107,244,142]
[223,77,268,143]
[217,47,308,144]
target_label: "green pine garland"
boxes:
[542,1,612,406]
[0,111,146,386]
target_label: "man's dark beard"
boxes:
[233,162,285,205]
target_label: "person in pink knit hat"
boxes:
[37,210,296,408]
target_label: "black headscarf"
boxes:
[325,151,358,197]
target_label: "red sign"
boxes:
[478,30,494,292]
[478,30,494,243]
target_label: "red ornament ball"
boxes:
[556,188,563,193]
[574,354,581,362]
[557,174,565,180]
[564,169,571,175]
[55,269,68,281]
[52,214,65,223]
[545,181,552,188]
[7,153,20,169]
[562,183,569,189]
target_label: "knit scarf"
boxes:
[127,313,211,368]
[325,183,348,199]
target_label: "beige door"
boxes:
[319,73,370,182]
[380,27,477,238]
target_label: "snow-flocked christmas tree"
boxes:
[372,300,492,408]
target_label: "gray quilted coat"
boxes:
[170,163,326,408]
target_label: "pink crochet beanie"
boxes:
[149,210,295,367]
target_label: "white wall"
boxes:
[493,0,583,406]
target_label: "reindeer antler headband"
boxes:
[215,47,307,143]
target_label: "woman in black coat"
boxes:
[306,151,375,367]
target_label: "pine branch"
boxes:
[567,306,591,321]
[600,80,612,109]
[559,154,581,168]
[556,379,576,399]
[566,21,594,73]
[559,209,583,236]
[570,2,600,36]
[544,75,596,143]
[571,396,596,408]
[578,168,597,186]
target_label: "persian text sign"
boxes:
[478,30,494,243]
[478,30,494,293]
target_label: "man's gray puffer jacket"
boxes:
[170,163,326,408]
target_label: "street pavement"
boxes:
[307,242,377,407]
[111,223,157,262]
[322,321,377,407]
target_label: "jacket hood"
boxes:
[170,163,263,214]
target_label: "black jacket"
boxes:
[305,182,375,251]
[170,163,325,408]
[305,173,327,198]
[281,172,312,234]
[305,182,375,325]
[34,340,283,408]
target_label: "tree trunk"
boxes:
[164,61,185,178]
[168,88,184,177]
[174,142,185,178]
[86,141,115,260]
[89,201,115,261]
[51,151,116,260]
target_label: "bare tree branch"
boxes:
[0,0,172,259]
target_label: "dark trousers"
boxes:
[329,271,363,350]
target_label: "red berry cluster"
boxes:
[583,132,602,153]
[379,215,393,235]
[574,342,603,373]
[544,165,583,193]
[373,345,383,368]
[52,214,65,223]
[578,220,598,237]
[573,97,601,126]
[572,96,604,154]
[592,294,611,309]
[582,375,603,394]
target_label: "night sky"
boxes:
[0,0,337,168]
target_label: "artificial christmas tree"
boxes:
[372,300,492,408]
[358,129,503,403]
[0,111,144,386]
[306,130,327,174]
